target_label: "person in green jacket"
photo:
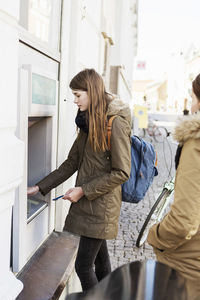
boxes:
[27,68,131,291]
[147,73,200,300]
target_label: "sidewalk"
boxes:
[108,136,178,270]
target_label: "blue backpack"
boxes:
[108,117,158,203]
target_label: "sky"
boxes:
[136,0,200,75]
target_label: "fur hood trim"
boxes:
[173,113,200,144]
[107,96,131,124]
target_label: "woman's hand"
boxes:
[62,187,84,203]
[27,185,39,196]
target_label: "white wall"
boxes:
[0,1,24,299]
[55,0,78,231]
[106,0,137,106]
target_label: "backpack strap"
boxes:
[107,115,117,150]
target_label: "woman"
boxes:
[28,68,131,291]
[147,73,200,300]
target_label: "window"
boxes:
[19,0,61,51]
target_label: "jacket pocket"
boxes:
[89,201,94,215]
[90,196,106,222]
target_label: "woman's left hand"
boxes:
[62,187,84,202]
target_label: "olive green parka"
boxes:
[147,113,200,300]
[37,98,131,239]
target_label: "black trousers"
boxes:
[75,236,111,291]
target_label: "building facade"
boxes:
[0,0,138,298]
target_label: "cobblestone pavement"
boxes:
[108,133,178,270]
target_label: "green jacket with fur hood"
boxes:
[147,113,200,294]
[37,99,131,239]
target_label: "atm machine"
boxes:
[13,43,58,272]
[27,70,57,222]
[27,116,52,220]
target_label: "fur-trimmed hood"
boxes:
[173,113,200,144]
[107,97,131,125]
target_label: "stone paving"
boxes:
[108,133,178,271]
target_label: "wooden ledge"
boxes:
[16,231,79,300]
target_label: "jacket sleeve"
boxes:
[147,138,200,250]
[82,116,131,201]
[36,136,79,196]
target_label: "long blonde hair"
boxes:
[69,69,113,152]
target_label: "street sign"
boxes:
[137,61,146,70]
